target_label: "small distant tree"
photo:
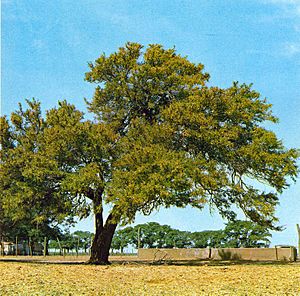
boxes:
[134,222,165,248]
[208,231,224,248]
[60,232,78,253]
[165,229,192,248]
[191,230,223,248]
[111,227,134,253]
[73,231,94,253]
[222,220,271,248]
[155,224,174,248]
[48,239,60,251]
[122,222,179,249]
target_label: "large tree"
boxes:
[1,42,298,264]
[85,42,298,263]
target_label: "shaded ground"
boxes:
[0,258,299,295]
[0,255,135,264]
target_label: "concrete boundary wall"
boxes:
[138,247,297,262]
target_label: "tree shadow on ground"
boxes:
[1,257,298,267]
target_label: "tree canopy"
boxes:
[86,43,298,228]
[0,42,298,264]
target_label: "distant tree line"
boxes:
[48,230,94,254]
[0,219,272,255]
[111,220,271,253]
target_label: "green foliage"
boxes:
[85,42,298,228]
[164,229,192,248]
[0,101,67,242]
[49,231,93,252]
[0,99,115,235]
[73,230,94,251]
[112,222,193,250]
[85,43,209,129]
[1,100,69,226]
[111,226,134,252]
[222,220,271,248]
[111,220,271,251]
[191,230,224,248]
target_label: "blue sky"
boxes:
[2,0,300,246]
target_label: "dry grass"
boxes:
[0,260,299,295]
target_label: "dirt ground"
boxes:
[0,257,299,295]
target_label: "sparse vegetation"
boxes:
[0,261,299,295]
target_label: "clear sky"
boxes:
[2,0,300,246]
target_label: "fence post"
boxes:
[89,236,92,256]
[43,237,47,257]
[15,236,18,257]
[297,224,300,259]
[290,246,296,262]
[56,237,63,256]
[208,247,212,260]
[76,236,80,257]
[29,237,33,256]
[137,227,141,250]
[27,238,30,256]
[1,239,4,256]
[275,246,278,261]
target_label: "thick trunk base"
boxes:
[89,210,118,265]
[85,258,111,265]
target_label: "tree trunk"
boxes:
[45,238,49,256]
[88,209,118,265]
